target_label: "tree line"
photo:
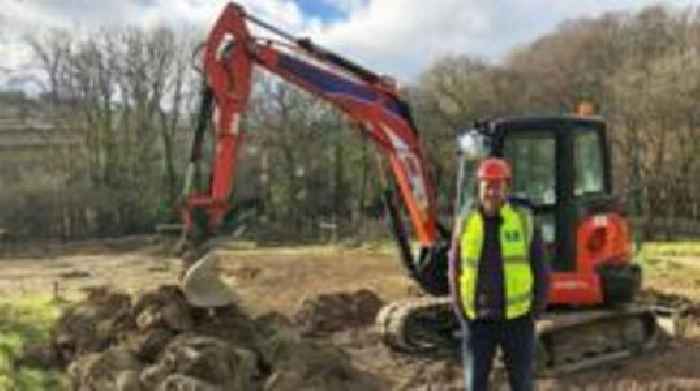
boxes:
[2,4,699,242]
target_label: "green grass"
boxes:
[641,241,700,258]
[0,296,66,391]
[637,242,700,289]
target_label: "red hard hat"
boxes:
[477,158,512,181]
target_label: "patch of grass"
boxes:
[0,295,67,390]
[642,241,700,257]
[643,257,663,267]
[666,261,684,270]
[639,241,700,270]
[638,243,700,294]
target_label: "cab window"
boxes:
[503,131,557,206]
[574,129,605,196]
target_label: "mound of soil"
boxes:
[24,285,381,390]
[293,289,384,336]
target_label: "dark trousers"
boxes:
[461,315,535,391]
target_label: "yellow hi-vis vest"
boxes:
[459,203,534,319]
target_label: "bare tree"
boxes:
[22,25,201,237]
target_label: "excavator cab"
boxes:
[439,116,672,373]
[455,116,641,307]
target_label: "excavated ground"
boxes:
[21,285,383,390]
[3,237,700,390]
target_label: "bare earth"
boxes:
[2,237,699,390]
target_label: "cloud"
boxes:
[0,0,309,34]
[1,0,699,91]
[308,0,700,81]
[307,0,491,81]
[0,0,311,90]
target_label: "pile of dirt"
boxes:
[22,285,382,390]
[292,289,384,336]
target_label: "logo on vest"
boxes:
[504,230,521,242]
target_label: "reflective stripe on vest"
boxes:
[459,203,534,319]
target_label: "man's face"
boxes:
[479,179,508,215]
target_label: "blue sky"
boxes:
[294,0,348,22]
[1,0,700,91]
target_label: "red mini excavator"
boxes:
[178,2,685,374]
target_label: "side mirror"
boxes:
[457,130,489,161]
[454,130,489,224]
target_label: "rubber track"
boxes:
[377,298,673,375]
[376,297,456,356]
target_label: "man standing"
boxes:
[449,158,550,391]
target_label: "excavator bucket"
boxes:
[181,252,237,307]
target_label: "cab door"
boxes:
[497,120,564,271]
[495,117,612,275]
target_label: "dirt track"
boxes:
[2,237,700,390]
